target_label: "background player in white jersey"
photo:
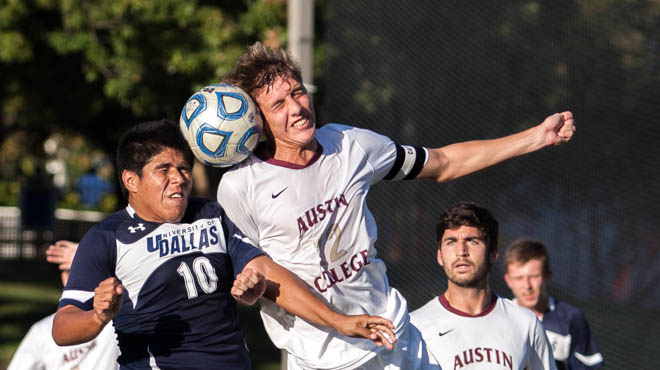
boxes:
[51,119,395,370]
[8,241,120,370]
[504,239,604,370]
[410,201,556,370]
[217,42,575,369]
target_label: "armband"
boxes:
[383,145,428,181]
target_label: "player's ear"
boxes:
[489,248,499,265]
[503,271,512,287]
[545,269,553,281]
[437,248,444,266]
[122,170,140,194]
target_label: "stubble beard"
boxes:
[445,260,493,288]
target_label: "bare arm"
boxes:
[52,277,123,345]
[418,111,575,182]
[238,255,396,349]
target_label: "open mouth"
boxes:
[168,191,186,201]
[291,117,310,128]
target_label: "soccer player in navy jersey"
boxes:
[504,239,603,369]
[52,119,395,370]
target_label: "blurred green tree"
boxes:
[0,0,286,208]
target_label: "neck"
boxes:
[444,282,493,315]
[266,139,319,165]
[530,295,550,317]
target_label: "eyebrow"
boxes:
[153,162,172,169]
[443,235,484,243]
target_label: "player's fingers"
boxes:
[369,324,396,344]
[365,316,395,329]
[232,279,249,293]
[230,286,242,297]
[247,271,263,286]
[95,288,117,301]
[369,329,395,350]
[46,254,64,263]
[45,247,63,257]
[231,287,250,300]
[98,277,120,287]
[558,125,575,141]
[93,295,114,311]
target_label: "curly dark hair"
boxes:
[436,201,499,254]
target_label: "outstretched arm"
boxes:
[52,277,123,345]
[418,111,575,182]
[238,256,396,349]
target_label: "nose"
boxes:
[287,95,304,116]
[169,168,189,185]
[457,242,469,256]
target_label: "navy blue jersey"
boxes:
[59,197,265,370]
[542,297,603,370]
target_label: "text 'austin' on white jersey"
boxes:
[410,295,557,370]
[7,314,119,370]
[218,123,427,370]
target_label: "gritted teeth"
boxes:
[171,193,182,199]
[292,118,307,128]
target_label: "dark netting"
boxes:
[319,1,660,369]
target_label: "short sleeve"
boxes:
[338,125,427,183]
[59,228,116,310]
[217,176,260,246]
[569,311,603,369]
[220,209,266,277]
[339,125,398,183]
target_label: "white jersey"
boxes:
[410,295,556,370]
[7,314,120,370]
[218,124,426,369]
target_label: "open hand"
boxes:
[335,315,397,350]
[231,268,266,306]
[46,240,79,270]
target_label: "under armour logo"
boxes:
[128,223,145,233]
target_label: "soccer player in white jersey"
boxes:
[217,42,575,369]
[410,201,556,370]
[9,241,120,370]
[51,119,394,370]
[504,239,603,370]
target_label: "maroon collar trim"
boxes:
[255,143,323,169]
[438,292,498,317]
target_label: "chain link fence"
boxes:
[319,1,660,369]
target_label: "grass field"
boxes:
[0,259,280,370]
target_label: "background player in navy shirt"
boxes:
[504,239,603,369]
[52,119,395,370]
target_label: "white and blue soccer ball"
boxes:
[180,83,263,167]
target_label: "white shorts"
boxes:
[286,321,438,370]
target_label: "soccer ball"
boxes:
[180,83,263,167]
